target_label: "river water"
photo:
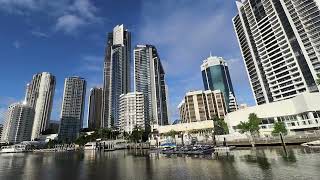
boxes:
[0,146,319,180]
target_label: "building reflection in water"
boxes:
[0,146,320,180]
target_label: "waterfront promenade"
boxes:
[215,134,320,147]
[0,146,319,180]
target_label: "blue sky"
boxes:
[0,0,255,126]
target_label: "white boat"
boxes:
[214,146,236,152]
[84,142,97,150]
[114,140,127,150]
[301,140,320,148]
[1,144,28,153]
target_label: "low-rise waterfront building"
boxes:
[178,90,227,123]
[1,103,35,144]
[119,92,145,133]
[225,93,320,136]
[151,120,214,146]
[38,133,58,143]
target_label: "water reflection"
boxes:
[0,146,319,180]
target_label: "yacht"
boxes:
[1,144,28,153]
[301,140,320,148]
[84,142,97,150]
[114,140,127,150]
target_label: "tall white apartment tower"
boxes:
[134,45,169,128]
[103,24,131,129]
[25,72,56,140]
[233,0,320,105]
[119,92,145,133]
[1,103,35,144]
[59,77,86,143]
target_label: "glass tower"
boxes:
[201,56,238,112]
[103,24,131,129]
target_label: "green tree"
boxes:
[272,121,288,136]
[165,130,179,144]
[122,131,130,140]
[130,126,144,143]
[237,113,261,137]
[213,117,229,135]
[47,139,58,149]
[75,135,88,146]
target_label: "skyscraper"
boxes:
[25,72,56,140]
[134,45,169,127]
[119,92,145,133]
[88,87,103,130]
[233,0,320,105]
[0,124,3,141]
[103,24,131,128]
[201,56,238,112]
[59,77,86,143]
[1,103,35,144]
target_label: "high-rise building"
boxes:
[25,72,56,140]
[59,77,86,143]
[0,124,3,141]
[178,90,227,123]
[1,103,35,144]
[201,56,238,112]
[233,0,320,105]
[134,45,169,127]
[103,24,131,128]
[88,87,103,130]
[48,120,60,134]
[119,92,145,133]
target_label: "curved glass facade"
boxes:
[202,61,235,112]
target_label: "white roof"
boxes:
[200,56,228,71]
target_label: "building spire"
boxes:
[209,51,212,57]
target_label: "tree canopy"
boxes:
[213,117,229,135]
[130,126,144,143]
[272,121,288,136]
[237,113,261,136]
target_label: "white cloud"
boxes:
[55,0,101,34]
[137,0,255,121]
[71,0,98,20]
[13,41,22,49]
[31,30,49,38]
[0,0,101,34]
[76,55,104,72]
[55,14,86,33]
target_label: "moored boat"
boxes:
[0,144,29,153]
[301,140,320,148]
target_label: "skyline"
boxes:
[0,0,255,125]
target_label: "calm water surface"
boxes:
[0,146,319,180]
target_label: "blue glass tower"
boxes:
[201,56,237,112]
